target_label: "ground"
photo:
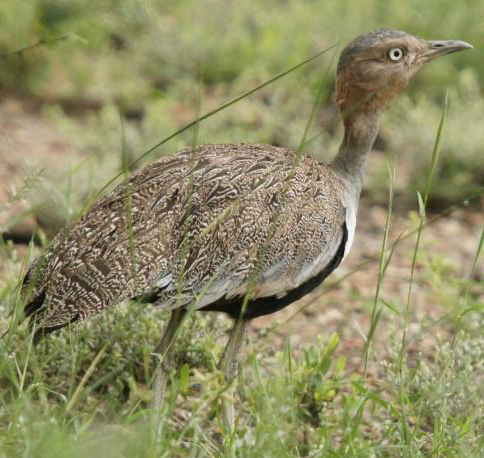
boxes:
[253,201,484,371]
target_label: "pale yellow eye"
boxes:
[388,47,404,61]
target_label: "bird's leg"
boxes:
[218,316,249,431]
[219,317,249,380]
[152,308,186,410]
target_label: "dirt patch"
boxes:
[0,99,79,238]
[252,201,484,374]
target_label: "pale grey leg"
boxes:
[218,317,249,430]
[152,309,186,410]
[219,317,249,380]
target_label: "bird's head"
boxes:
[335,29,472,118]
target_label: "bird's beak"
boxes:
[422,39,473,62]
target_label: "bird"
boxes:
[20,29,472,417]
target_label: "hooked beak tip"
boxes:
[423,39,473,61]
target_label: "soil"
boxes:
[252,201,484,375]
[0,99,77,239]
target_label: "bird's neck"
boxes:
[330,110,381,200]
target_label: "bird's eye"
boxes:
[388,47,404,62]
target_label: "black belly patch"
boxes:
[199,223,348,319]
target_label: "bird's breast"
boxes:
[342,204,357,261]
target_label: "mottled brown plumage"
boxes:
[20,29,472,416]
[24,144,346,333]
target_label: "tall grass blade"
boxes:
[87,43,338,212]
[398,91,449,453]
[65,345,107,414]
[363,164,396,375]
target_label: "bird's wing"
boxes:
[22,143,346,335]
[141,145,347,315]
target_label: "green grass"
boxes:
[1,286,484,456]
[1,1,484,456]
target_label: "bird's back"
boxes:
[23,143,348,335]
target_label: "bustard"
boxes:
[20,29,471,413]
